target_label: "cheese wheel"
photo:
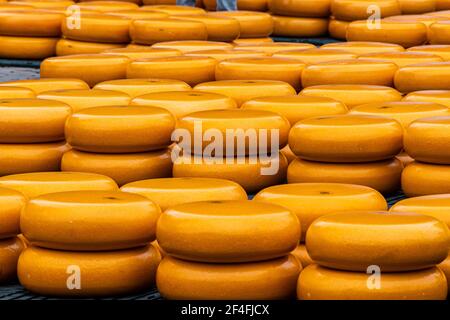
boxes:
[127,56,216,86]
[0,99,71,143]
[396,151,414,167]
[0,86,35,99]
[62,14,131,43]
[121,177,247,211]
[37,89,130,112]
[437,0,450,9]
[301,60,398,87]
[273,48,357,65]
[216,57,306,91]
[209,11,273,38]
[94,79,190,98]
[77,1,139,12]
[0,4,34,11]
[407,45,450,61]
[0,10,63,37]
[157,200,300,262]
[403,90,450,107]
[383,14,445,28]
[18,245,160,296]
[358,52,444,67]
[291,244,313,267]
[0,142,68,176]
[61,149,172,186]
[0,237,25,283]
[328,18,348,40]
[289,115,403,163]
[298,264,447,300]
[130,90,237,118]
[233,37,273,45]
[300,85,402,109]
[102,47,182,60]
[173,152,288,194]
[398,0,436,14]
[203,0,268,11]
[402,161,450,196]
[0,188,26,240]
[241,95,348,126]
[0,36,57,60]
[281,145,296,163]
[307,211,450,272]
[0,172,118,198]
[395,62,450,93]
[66,106,175,153]
[0,78,89,94]
[130,19,207,45]
[235,42,315,55]
[186,49,268,61]
[56,39,123,56]
[152,40,233,53]
[272,16,328,38]
[287,158,403,194]
[106,9,169,20]
[254,183,387,241]
[350,101,450,128]
[321,41,405,55]
[140,4,205,16]
[429,22,450,45]
[194,80,296,107]
[21,191,159,251]
[13,1,74,10]
[173,14,240,42]
[331,0,401,21]
[268,0,330,17]
[157,255,300,300]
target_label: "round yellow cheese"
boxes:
[0,78,89,94]
[321,41,405,55]
[152,40,233,53]
[331,0,401,21]
[273,48,357,65]
[407,45,450,61]
[77,1,139,12]
[358,51,444,67]
[403,90,450,107]
[383,14,446,28]
[291,244,313,267]
[9,1,73,10]
[402,161,450,196]
[328,18,349,40]
[140,4,205,16]
[0,10,63,37]
[209,11,273,38]
[398,0,436,13]
[106,9,169,20]
[102,47,182,60]
[0,188,26,240]
[204,0,268,11]
[235,42,315,55]
[0,36,57,59]
[0,86,35,99]
[56,39,123,56]
[395,62,450,93]
[232,37,273,45]
[429,22,450,45]
[268,0,330,17]
[186,49,268,61]
[272,16,329,38]
[0,237,25,283]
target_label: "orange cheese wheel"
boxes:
[403,90,450,107]
[129,19,207,45]
[175,109,290,155]
[350,101,450,128]
[268,0,330,17]
[0,10,63,37]
[300,85,402,109]
[0,4,34,11]
[291,244,313,267]
[0,78,89,94]
[94,78,191,98]
[15,1,74,10]
[395,62,450,93]
[130,90,237,118]
[0,36,57,60]
[106,9,169,20]
[77,1,139,12]
[241,95,348,126]
[272,16,328,38]
[0,98,71,143]
[0,172,118,198]
[127,56,216,86]
[186,49,268,61]
[288,158,403,194]
[328,18,349,40]
[358,51,444,67]
[347,21,428,48]
[298,264,447,300]
[66,106,175,153]
[121,177,247,211]
[139,4,205,16]
[232,37,273,45]
[438,255,450,291]
[209,11,273,38]
[18,245,160,297]
[429,22,450,45]
[398,0,436,14]
[321,41,405,55]
[0,86,35,99]
[407,45,450,61]
[273,48,356,65]
[289,115,403,163]
[0,237,25,283]
[0,188,26,240]
[307,211,450,272]
[383,14,446,28]
[152,40,233,53]
[331,0,401,21]
[203,0,268,11]
[301,60,398,87]
[254,183,387,242]
[56,39,123,56]
[157,200,300,262]
[102,47,182,60]
[61,149,172,186]
[235,42,315,55]
[402,161,450,196]
[0,142,68,176]
[21,191,159,251]
[396,151,414,167]
[216,57,306,91]
[173,152,288,194]
[157,255,300,300]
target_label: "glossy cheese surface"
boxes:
[0,237,25,283]
[140,4,205,16]
[102,47,182,60]
[331,0,401,21]
[429,22,450,45]
[0,36,57,59]
[233,37,273,45]
[268,0,330,18]
[402,161,450,196]
[0,78,89,94]
[56,39,123,56]
[0,188,26,239]
[403,90,450,107]
[186,49,268,61]
[273,48,357,65]
[321,41,405,55]
[106,9,169,20]
[235,42,315,55]
[407,45,450,60]
[0,86,35,99]
[328,18,349,40]
[77,1,139,12]
[209,11,273,38]
[358,51,443,67]
[152,40,233,53]
[0,10,63,37]
[395,62,450,93]
[398,0,436,13]
[272,16,328,38]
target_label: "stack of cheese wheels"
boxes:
[209,11,273,38]
[403,116,450,196]
[61,105,176,185]
[156,200,302,299]
[172,109,291,193]
[254,183,387,268]
[0,9,62,59]
[0,187,26,283]
[268,0,329,37]
[0,98,71,176]
[18,190,161,297]
[287,114,404,194]
[298,211,450,300]
[395,62,450,93]
[0,78,90,94]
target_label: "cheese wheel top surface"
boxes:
[157,200,300,263]
[0,10,63,37]
[77,1,139,12]
[235,42,316,55]
[209,11,273,38]
[102,47,182,60]
[403,90,450,107]
[106,9,169,20]
[407,45,450,60]
[331,0,401,21]
[358,51,444,67]
[186,49,268,61]
[0,187,26,239]
[306,211,450,272]
[233,37,273,45]
[0,86,35,99]
[395,62,450,92]
[273,48,357,64]
[140,4,205,15]
[152,40,233,53]
[321,42,405,55]
[0,78,89,94]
